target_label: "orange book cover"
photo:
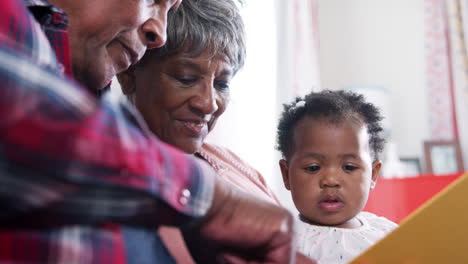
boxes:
[350,172,468,264]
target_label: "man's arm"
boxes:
[0,42,215,226]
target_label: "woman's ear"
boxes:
[279,159,291,191]
[370,160,382,189]
[117,67,137,95]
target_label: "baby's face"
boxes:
[279,116,381,228]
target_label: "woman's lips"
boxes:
[180,120,207,135]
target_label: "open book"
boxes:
[350,172,468,263]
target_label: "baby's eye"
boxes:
[343,164,358,172]
[304,165,320,173]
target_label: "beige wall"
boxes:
[318,0,431,168]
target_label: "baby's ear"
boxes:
[117,67,136,95]
[370,160,382,189]
[279,159,291,191]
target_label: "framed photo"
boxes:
[424,140,464,175]
[400,157,422,176]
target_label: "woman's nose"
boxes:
[190,84,219,115]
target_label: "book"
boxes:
[350,172,468,263]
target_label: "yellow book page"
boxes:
[350,172,468,264]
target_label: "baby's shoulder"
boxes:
[360,211,398,231]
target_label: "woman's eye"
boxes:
[304,165,320,173]
[343,164,358,172]
[215,80,230,91]
[176,76,197,85]
[147,0,164,5]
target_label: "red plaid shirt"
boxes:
[24,0,72,77]
[0,0,215,263]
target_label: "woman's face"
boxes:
[121,50,233,153]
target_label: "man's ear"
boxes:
[370,160,382,189]
[117,67,136,95]
[279,159,291,191]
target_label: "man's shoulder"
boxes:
[0,0,61,73]
[24,0,66,15]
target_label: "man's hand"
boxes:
[182,177,316,264]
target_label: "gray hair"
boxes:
[139,0,246,74]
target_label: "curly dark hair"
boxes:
[276,90,385,160]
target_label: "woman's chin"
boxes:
[173,140,203,154]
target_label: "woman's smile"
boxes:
[178,119,208,136]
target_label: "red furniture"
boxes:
[364,172,464,223]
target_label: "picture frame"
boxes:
[400,157,422,176]
[424,140,464,175]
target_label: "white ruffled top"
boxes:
[296,212,398,264]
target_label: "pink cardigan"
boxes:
[159,143,280,263]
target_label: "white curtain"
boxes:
[424,0,457,141]
[446,0,468,169]
[276,0,321,105]
[274,0,321,210]
[207,0,279,193]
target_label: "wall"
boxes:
[318,0,431,169]
[205,0,279,189]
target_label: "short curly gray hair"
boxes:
[138,0,246,74]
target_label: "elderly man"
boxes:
[0,0,316,263]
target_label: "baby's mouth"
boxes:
[319,195,345,212]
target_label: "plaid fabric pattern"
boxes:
[0,0,214,262]
[24,0,71,76]
[0,0,59,72]
[22,0,71,77]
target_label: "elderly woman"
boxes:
[117,0,279,263]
